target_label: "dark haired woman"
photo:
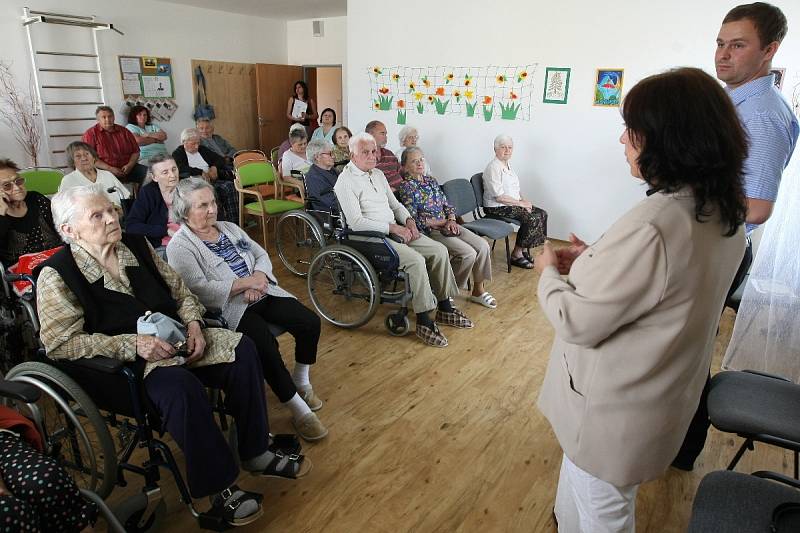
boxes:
[285,80,317,136]
[535,67,748,531]
[125,105,168,165]
[311,107,337,143]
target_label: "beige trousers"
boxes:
[429,226,492,289]
[387,234,459,314]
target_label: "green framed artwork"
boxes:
[542,67,571,104]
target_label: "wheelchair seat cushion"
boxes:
[688,470,800,532]
[708,371,800,443]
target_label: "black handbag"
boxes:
[193,66,215,121]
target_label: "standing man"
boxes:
[364,121,402,190]
[82,106,148,185]
[674,1,799,472]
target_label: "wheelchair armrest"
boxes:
[342,229,393,240]
[0,379,41,403]
[4,272,36,287]
[742,369,793,383]
[202,309,228,329]
[70,356,126,374]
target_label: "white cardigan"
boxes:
[166,221,293,330]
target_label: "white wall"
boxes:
[287,16,347,123]
[0,0,287,167]
[346,0,800,241]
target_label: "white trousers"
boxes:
[554,454,638,533]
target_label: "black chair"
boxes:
[708,370,800,478]
[441,178,515,273]
[688,470,800,532]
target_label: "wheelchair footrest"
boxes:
[197,512,234,531]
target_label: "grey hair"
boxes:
[493,134,513,149]
[65,141,98,169]
[180,127,200,143]
[307,139,333,163]
[348,132,376,154]
[50,184,108,244]
[398,125,418,145]
[400,146,424,167]
[289,123,305,134]
[171,177,215,223]
[147,153,176,175]
[289,128,308,143]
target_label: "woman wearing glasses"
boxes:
[0,159,61,266]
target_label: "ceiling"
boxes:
[157,0,346,20]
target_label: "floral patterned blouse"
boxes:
[394,174,456,235]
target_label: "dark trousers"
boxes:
[236,295,321,403]
[674,238,754,467]
[124,163,148,185]
[213,179,239,223]
[484,205,548,249]
[143,336,269,498]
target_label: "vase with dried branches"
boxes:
[0,62,42,166]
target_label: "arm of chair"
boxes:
[741,369,793,383]
[753,470,800,490]
[69,356,126,374]
[0,379,41,403]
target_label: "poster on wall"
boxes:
[367,65,538,124]
[542,67,571,104]
[118,55,177,120]
[770,68,785,89]
[593,69,624,107]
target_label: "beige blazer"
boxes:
[537,189,745,487]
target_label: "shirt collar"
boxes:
[345,161,375,177]
[726,74,775,106]
[70,242,138,284]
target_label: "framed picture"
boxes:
[593,68,624,107]
[770,68,785,90]
[543,67,571,104]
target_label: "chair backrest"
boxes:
[269,146,280,166]
[236,160,276,187]
[19,167,64,196]
[441,179,478,218]
[469,173,485,207]
[232,150,267,170]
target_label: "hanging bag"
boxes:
[193,66,215,120]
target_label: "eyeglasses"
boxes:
[1,177,25,192]
[319,152,333,157]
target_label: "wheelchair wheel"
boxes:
[277,211,325,277]
[385,313,410,336]
[113,492,167,532]
[308,245,380,328]
[5,362,117,498]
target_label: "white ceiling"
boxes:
[157,0,347,20]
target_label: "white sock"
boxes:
[292,363,311,388]
[284,392,312,419]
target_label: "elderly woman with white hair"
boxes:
[397,125,431,175]
[166,178,328,442]
[35,185,311,526]
[304,139,339,213]
[280,127,311,178]
[482,134,548,269]
[172,127,238,223]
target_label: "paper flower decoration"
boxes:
[453,89,462,102]
[464,89,474,100]
[408,81,416,91]
[422,76,431,88]
[414,91,424,101]
[372,66,382,75]
[435,87,445,97]
[391,73,400,82]
[378,86,390,95]
[446,72,454,84]
[464,74,473,86]
[427,95,435,103]
[397,99,405,109]
[517,71,528,83]
[496,74,506,84]
[374,102,380,109]
[483,95,493,105]
[509,90,518,100]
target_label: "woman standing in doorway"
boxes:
[286,80,318,138]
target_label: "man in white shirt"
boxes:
[334,132,473,347]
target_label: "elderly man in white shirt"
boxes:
[334,132,473,347]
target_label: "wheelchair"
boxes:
[0,261,42,376]
[275,172,413,335]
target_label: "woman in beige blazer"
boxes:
[535,68,748,532]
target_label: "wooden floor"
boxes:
[105,238,794,532]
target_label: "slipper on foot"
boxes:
[469,292,497,309]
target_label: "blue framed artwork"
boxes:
[593,68,624,107]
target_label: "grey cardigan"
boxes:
[166,221,293,330]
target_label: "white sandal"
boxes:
[469,292,497,309]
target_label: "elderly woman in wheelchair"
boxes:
[166,178,328,442]
[33,185,310,527]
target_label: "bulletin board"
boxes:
[118,55,178,121]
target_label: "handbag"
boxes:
[137,311,187,348]
[193,66,215,121]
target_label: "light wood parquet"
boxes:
[103,238,794,532]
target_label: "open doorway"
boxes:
[305,65,343,128]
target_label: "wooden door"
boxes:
[255,64,303,153]
[305,67,318,129]
[191,60,258,150]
